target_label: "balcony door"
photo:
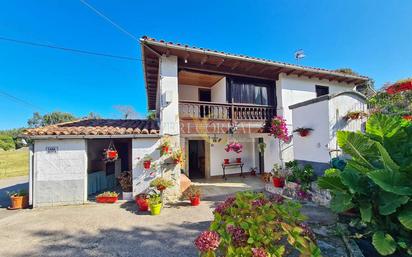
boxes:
[199,89,211,118]
[188,140,206,179]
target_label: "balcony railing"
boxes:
[179,100,276,121]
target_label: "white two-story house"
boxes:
[24,36,369,207]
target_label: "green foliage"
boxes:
[27,111,77,128]
[199,191,321,257]
[0,135,15,151]
[317,114,412,256]
[368,89,412,116]
[286,161,314,190]
[148,193,162,205]
[0,128,27,149]
[147,110,156,121]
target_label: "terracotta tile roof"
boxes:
[140,36,369,80]
[23,119,159,136]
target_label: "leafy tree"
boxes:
[0,128,27,149]
[27,111,77,128]
[317,114,412,256]
[0,135,15,151]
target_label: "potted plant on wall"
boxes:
[96,191,118,203]
[117,171,133,201]
[171,149,184,164]
[343,110,367,121]
[150,177,174,192]
[271,164,288,188]
[7,190,28,209]
[135,193,149,211]
[158,136,171,156]
[293,127,314,137]
[143,155,152,170]
[182,185,201,206]
[148,192,162,215]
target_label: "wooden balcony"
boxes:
[179,100,276,121]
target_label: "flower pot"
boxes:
[10,195,28,209]
[136,197,149,211]
[190,196,200,206]
[150,203,162,215]
[236,158,242,163]
[299,130,310,137]
[224,159,230,164]
[273,177,285,188]
[161,146,169,155]
[143,160,151,169]
[96,196,118,203]
[107,150,118,159]
[122,191,133,201]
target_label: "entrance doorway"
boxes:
[188,140,206,179]
[258,138,265,174]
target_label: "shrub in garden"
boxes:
[194,191,321,257]
[317,114,412,256]
[286,161,314,190]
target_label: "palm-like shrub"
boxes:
[317,114,412,256]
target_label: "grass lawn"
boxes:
[0,149,28,179]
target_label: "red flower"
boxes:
[252,247,268,257]
[194,231,220,252]
[403,115,412,121]
[386,80,412,94]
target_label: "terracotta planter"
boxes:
[273,177,285,188]
[10,195,28,209]
[136,197,149,211]
[224,159,230,164]
[190,196,200,206]
[96,196,118,203]
[236,158,242,163]
[143,160,151,169]
[299,130,310,137]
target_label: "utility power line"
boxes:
[0,36,141,61]
[79,0,139,42]
[0,90,42,111]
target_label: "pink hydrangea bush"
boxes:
[194,191,321,257]
[269,116,290,142]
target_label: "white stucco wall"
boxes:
[328,94,367,151]
[33,139,87,207]
[292,100,330,163]
[179,84,201,101]
[277,73,357,162]
[211,77,226,103]
[159,55,180,135]
[132,138,161,196]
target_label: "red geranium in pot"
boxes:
[236,157,242,163]
[143,155,152,170]
[158,136,171,156]
[224,159,230,164]
[182,185,201,206]
[135,193,149,211]
[293,127,313,137]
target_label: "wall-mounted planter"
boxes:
[236,158,242,163]
[294,128,313,137]
[224,159,230,164]
[143,160,151,169]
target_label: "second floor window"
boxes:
[316,85,329,97]
[227,78,275,106]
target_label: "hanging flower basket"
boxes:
[293,127,313,137]
[224,141,243,154]
[142,155,152,170]
[269,116,290,142]
[104,140,118,161]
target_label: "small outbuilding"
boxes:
[23,119,165,207]
[289,91,367,175]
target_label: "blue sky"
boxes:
[0,0,411,129]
